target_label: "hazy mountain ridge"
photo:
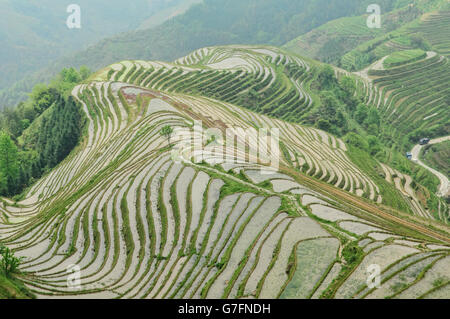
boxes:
[0,0,199,103]
[0,0,400,108]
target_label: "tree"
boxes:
[344,132,369,152]
[367,135,382,155]
[0,132,19,195]
[410,35,431,50]
[160,125,174,146]
[79,66,92,80]
[317,119,331,131]
[366,107,381,127]
[61,67,81,83]
[0,245,24,276]
[355,103,368,124]
[319,91,340,118]
[317,65,336,89]
[339,76,355,95]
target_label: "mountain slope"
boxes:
[283,5,421,65]
[0,47,449,299]
[0,0,157,89]
[341,3,450,71]
[349,10,450,146]
[0,273,34,299]
[94,46,448,218]
[284,0,450,71]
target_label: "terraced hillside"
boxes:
[283,8,415,66]
[96,46,449,220]
[283,8,450,149]
[95,46,390,203]
[96,46,315,124]
[354,49,449,143]
[0,47,449,299]
[422,141,450,179]
[283,1,449,70]
[351,11,450,144]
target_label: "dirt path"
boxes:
[352,51,436,82]
[411,136,450,197]
[371,56,388,71]
[352,56,388,83]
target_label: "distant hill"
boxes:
[0,0,199,104]
[0,0,399,108]
[284,0,450,71]
[283,6,420,66]
[137,0,204,30]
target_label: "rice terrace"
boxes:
[0,0,448,302]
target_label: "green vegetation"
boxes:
[160,125,174,146]
[0,132,20,196]
[321,241,364,299]
[0,273,34,299]
[0,246,23,276]
[383,49,427,68]
[0,245,33,299]
[368,55,449,147]
[421,141,450,178]
[0,67,89,197]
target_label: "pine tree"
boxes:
[0,131,19,195]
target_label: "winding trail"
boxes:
[353,51,436,82]
[411,136,450,197]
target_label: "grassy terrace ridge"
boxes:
[0,273,35,299]
[383,49,427,68]
[356,51,449,147]
[93,46,317,124]
[0,45,448,299]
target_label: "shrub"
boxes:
[0,245,24,276]
[344,132,369,152]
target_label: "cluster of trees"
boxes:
[354,103,381,135]
[316,91,348,136]
[0,133,20,196]
[309,65,380,140]
[0,245,23,276]
[0,67,89,197]
[305,65,385,161]
[306,67,340,132]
